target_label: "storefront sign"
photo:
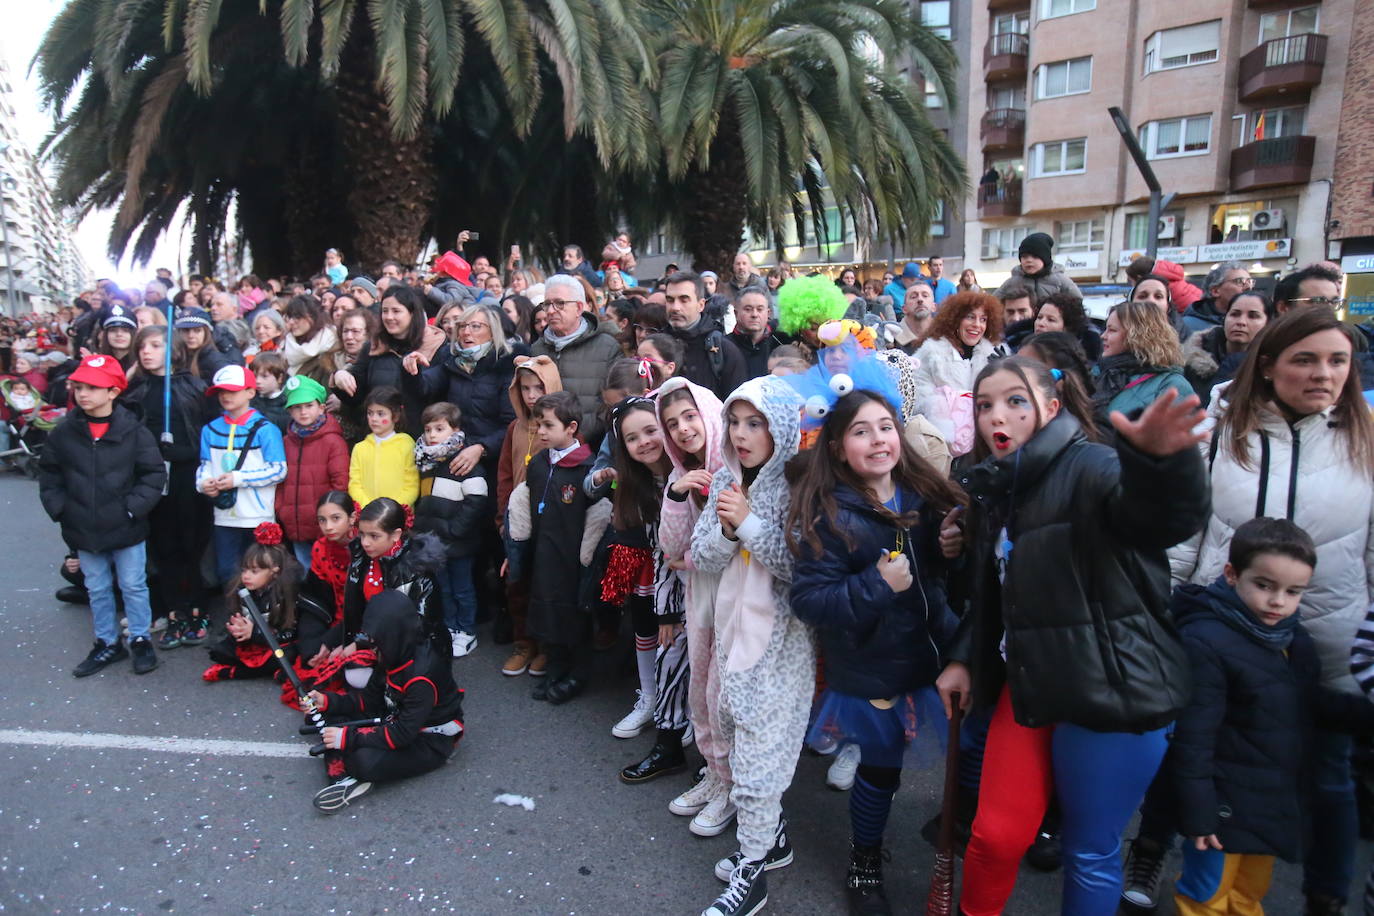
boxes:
[1115,239,1291,268]
[1059,251,1101,273]
[1341,254,1374,274]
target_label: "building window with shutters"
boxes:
[1035,58,1092,100]
[1031,139,1087,177]
[1143,21,1221,74]
[1055,219,1105,253]
[1139,115,1213,159]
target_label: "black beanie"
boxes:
[1018,232,1054,268]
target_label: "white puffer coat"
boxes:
[912,336,1001,415]
[1169,404,1374,693]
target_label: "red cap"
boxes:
[207,364,257,394]
[434,251,471,285]
[68,355,128,392]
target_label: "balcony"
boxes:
[1230,135,1315,191]
[988,0,1029,8]
[1238,34,1327,102]
[978,181,1023,219]
[1247,0,1306,6]
[984,33,1029,82]
[981,108,1026,153]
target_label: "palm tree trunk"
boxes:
[333,5,435,273]
[679,120,750,277]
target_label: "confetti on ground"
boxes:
[492,794,535,811]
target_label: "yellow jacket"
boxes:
[349,432,420,508]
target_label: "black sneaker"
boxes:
[313,777,373,813]
[1305,893,1346,916]
[702,858,767,916]
[714,819,794,881]
[130,636,159,674]
[157,617,184,650]
[1025,829,1062,872]
[1120,836,1167,913]
[73,639,128,678]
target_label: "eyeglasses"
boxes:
[631,323,662,333]
[341,327,366,336]
[1223,277,1255,288]
[456,322,490,333]
[544,299,580,312]
[1288,296,1346,308]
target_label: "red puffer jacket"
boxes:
[278,415,350,543]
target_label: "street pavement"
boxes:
[0,473,1359,914]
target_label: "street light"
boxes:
[1108,107,1175,262]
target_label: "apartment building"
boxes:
[1328,2,1374,319]
[0,61,90,315]
[963,0,1352,290]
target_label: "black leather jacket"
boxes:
[946,413,1209,732]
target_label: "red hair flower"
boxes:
[403,504,416,530]
[255,522,284,546]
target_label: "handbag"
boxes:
[211,418,267,510]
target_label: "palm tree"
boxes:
[643,0,966,274]
[35,0,656,273]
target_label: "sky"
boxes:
[2,1,184,289]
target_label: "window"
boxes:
[1036,58,1092,99]
[1144,21,1221,73]
[987,85,1026,111]
[922,1,952,39]
[1032,139,1086,177]
[1124,210,1185,249]
[1139,115,1212,158]
[924,76,944,109]
[1232,105,1306,145]
[1209,198,1296,243]
[1041,0,1094,18]
[931,201,948,238]
[1260,6,1318,43]
[982,227,1033,261]
[1056,219,1104,252]
[993,12,1029,35]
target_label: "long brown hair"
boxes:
[1220,307,1374,472]
[969,356,1098,461]
[610,398,669,530]
[225,542,302,631]
[787,390,964,558]
[918,291,1005,347]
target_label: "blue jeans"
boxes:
[212,525,256,588]
[441,555,477,635]
[1304,730,1356,900]
[80,542,152,644]
[291,541,312,575]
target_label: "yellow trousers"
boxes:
[1174,847,1274,916]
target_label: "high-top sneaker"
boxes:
[701,858,766,916]
[313,777,372,812]
[1120,836,1167,913]
[611,690,655,739]
[714,819,794,881]
[845,842,890,915]
[670,772,722,816]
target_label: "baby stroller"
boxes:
[0,377,62,478]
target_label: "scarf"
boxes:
[543,317,589,352]
[363,539,405,601]
[451,340,493,373]
[414,430,466,473]
[1205,576,1298,649]
[1093,352,1153,407]
[289,414,329,438]
[311,536,352,617]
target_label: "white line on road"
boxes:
[0,728,308,758]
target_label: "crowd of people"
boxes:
[6,229,1374,916]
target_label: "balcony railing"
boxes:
[984,33,1029,82]
[1238,34,1327,102]
[1230,135,1315,191]
[978,181,1023,218]
[980,108,1026,152]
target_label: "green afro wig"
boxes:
[776,275,848,335]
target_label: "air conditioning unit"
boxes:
[1251,208,1286,231]
[1157,215,1178,240]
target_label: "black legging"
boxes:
[147,461,211,618]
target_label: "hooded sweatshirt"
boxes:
[657,377,727,571]
[690,376,807,673]
[497,355,564,515]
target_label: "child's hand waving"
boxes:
[877,550,912,593]
[1110,389,1208,457]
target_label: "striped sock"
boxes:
[850,775,896,847]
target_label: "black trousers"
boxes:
[345,732,455,783]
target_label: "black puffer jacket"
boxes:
[342,349,425,437]
[792,484,957,699]
[1170,581,1374,860]
[123,370,213,463]
[342,532,448,655]
[946,412,1209,732]
[670,315,748,402]
[403,347,517,461]
[37,404,167,552]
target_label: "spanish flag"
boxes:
[1253,111,1266,142]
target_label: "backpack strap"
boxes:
[232,418,269,471]
[705,330,726,379]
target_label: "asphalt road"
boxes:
[0,472,1359,914]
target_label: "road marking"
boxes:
[0,728,308,758]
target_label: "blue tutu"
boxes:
[806,686,946,769]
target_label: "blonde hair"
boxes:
[1110,300,1182,368]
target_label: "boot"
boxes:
[619,728,687,783]
[845,841,891,916]
[1305,893,1346,916]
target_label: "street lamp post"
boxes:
[1108,107,1175,262]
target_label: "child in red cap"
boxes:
[37,355,167,677]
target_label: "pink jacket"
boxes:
[656,378,726,570]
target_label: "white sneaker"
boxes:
[826,743,861,791]
[451,630,477,658]
[690,788,738,837]
[670,772,722,817]
[681,722,695,747]
[611,690,655,738]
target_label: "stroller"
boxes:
[0,377,63,478]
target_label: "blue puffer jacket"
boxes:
[791,483,957,699]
